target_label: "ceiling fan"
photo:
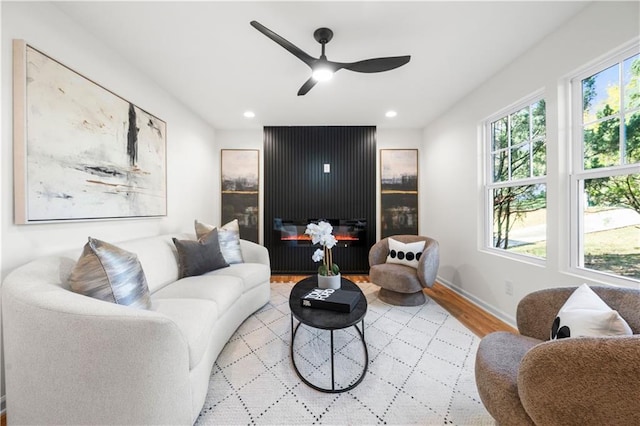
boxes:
[250,21,411,96]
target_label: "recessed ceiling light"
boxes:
[243,111,255,118]
[385,110,397,118]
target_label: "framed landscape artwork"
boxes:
[380,149,418,238]
[221,149,259,243]
[13,40,167,223]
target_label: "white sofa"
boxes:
[1,233,271,425]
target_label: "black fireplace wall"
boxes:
[264,126,376,273]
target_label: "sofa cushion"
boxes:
[206,263,271,293]
[551,283,632,339]
[68,237,151,309]
[153,298,218,369]
[152,274,243,316]
[173,229,229,278]
[386,238,425,269]
[195,219,244,264]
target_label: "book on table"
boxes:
[300,287,361,313]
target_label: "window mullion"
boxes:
[529,104,534,177]
[582,113,622,127]
[574,163,640,180]
[488,176,546,189]
[619,60,627,165]
[575,177,585,269]
[507,114,512,180]
[571,76,584,174]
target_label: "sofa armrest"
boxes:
[240,239,270,266]
[517,336,640,426]
[516,287,576,340]
[2,268,193,425]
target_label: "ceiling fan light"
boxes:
[312,67,333,82]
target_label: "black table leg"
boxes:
[290,322,368,393]
[330,330,335,391]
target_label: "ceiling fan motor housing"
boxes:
[313,28,334,44]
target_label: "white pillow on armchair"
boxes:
[385,238,425,269]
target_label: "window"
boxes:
[485,94,547,259]
[571,46,640,282]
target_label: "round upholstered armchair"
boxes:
[475,286,640,425]
[368,235,440,306]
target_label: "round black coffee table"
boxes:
[289,276,368,393]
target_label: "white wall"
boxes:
[1,1,218,405]
[423,1,640,325]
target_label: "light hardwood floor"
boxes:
[0,276,515,425]
[273,275,517,337]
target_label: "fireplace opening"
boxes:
[274,218,366,247]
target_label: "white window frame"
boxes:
[569,42,640,285]
[483,90,547,265]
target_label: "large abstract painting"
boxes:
[13,40,166,223]
[221,149,259,243]
[380,149,418,238]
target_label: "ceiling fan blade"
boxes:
[297,77,318,96]
[338,55,411,73]
[250,21,315,67]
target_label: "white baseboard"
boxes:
[436,275,517,328]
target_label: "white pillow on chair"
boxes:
[550,283,632,339]
[386,238,425,269]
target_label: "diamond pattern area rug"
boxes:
[195,282,495,425]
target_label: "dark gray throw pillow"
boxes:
[173,228,229,278]
[68,237,152,310]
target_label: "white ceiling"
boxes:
[54,1,590,130]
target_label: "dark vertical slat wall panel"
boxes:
[264,126,376,273]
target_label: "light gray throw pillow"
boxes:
[68,237,151,309]
[195,219,244,264]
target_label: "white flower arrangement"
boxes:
[305,220,340,276]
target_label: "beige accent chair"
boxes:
[368,235,439,306]
[475,286,640,425]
